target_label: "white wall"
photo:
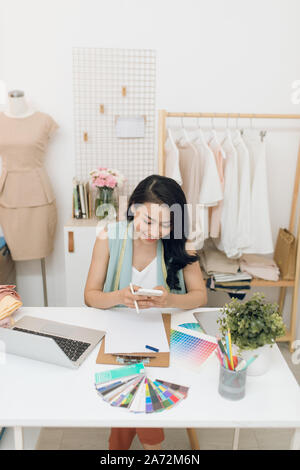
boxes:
[1,0,300,339]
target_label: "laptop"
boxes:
[0,315,105,369]
[193,309,222,337]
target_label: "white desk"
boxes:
[1,306,300,450]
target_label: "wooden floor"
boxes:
[36,426,294,450]
[34,343,299,450]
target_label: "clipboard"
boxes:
[96,313,171,367]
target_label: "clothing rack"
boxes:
[158,110,300,352]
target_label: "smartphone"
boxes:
[134,288,163,297]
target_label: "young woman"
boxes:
[84,174,207,450]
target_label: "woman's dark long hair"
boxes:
[127,174,199,291]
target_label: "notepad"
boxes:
[115,116,145,138]
[104,310,170,354]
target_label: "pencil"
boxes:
[130,282,140,314]
[216,337,227,368]
[225,334,230,361]
[227,329,234,370]
[216,336,227,356]
[240,355,258,371]
[216,344,226,369]
[235,359,247,372]
[215,350,223,366]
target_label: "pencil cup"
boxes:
[218,362,247,401]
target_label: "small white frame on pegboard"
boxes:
[72,47,157,196]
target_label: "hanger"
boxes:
[226,114,230,132]
[232,113,242,140]
[222,113,233,145]
[240,115,253,137]
[246,115,266,141]
[194,113,206,144]
[260,130,267,142]
[178,115,190,144]
[236,113,240,132]
[167,127,178,148]
[207,113,218,144]
[211,113,217,137]
[237,113,244,136]
[195,113,207,146]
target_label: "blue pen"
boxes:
[145,345,159,352]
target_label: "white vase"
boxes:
[240,344,272,376]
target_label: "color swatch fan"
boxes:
[94,363,189,413]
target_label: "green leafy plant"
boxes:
[217,292,286,352]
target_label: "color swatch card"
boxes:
[154,379,189,399]
[179,322,205,334]
[129,377,146,413]
[170,326,218,372]
[110,376,145,408]
[96,375,141,401]
[151,379,182,409]
[95,362,145,384]
[94,363,189,414]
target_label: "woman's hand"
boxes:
[147,285,171,308]
[118,285,155,309]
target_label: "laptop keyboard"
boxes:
[13,327,91,362]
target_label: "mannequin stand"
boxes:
[41,258,48,307]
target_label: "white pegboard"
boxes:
[72,47,156,195]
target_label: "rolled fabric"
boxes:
[0,291,21,302]
[0,284,21,301]
[0,295,22,320]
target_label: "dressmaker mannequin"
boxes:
[4,90,35,118]
[0,90,57,307]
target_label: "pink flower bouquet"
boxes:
[89,167,126,220]
[90,167,126,189]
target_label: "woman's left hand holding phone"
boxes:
[145,285,171,308]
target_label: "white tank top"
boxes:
[131,257,157,289]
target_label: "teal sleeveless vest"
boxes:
[103,220,186,295]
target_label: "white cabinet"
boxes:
[64,218,99,307]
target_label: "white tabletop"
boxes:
[0,306,299,429]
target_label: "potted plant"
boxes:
[217,292,286,376]
[90,167,126,220]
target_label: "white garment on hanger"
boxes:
[175,132,205,249]
[208,132,226,239]
[242,130,273,254]
[131,257,157,288]
[164,128,183,186]
[193,129,223,207]
[214,130,240,258]
[232,129,251,251]
[191,130,223,241]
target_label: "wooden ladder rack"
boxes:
[158,110,300,352]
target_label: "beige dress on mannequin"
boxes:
[0,111,59,260]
